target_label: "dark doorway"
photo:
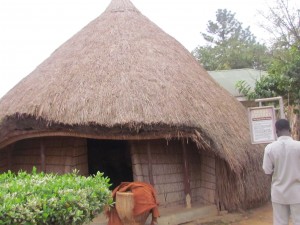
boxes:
[87,139,133,190]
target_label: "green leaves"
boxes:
[236,72,293,100]
[266,44,300,104]
[192,8,270,70]
[0,169,112,225]
[202,9,256,45]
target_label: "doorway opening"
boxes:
[87,139,133,190]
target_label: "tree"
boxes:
[235,48,300,138]
[258,0,300,49]
[269,45,300,101]
[236,72,293,101]
[236,0,300,102]
[238,0,300,101]
[192,9,270,70]
[236,0,300,139]
[259,0,300,101]
[201,9,255,45]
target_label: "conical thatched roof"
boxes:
[0,0,268,210]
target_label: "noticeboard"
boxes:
[248,106,276,144]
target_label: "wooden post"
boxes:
[40,139,46,172]
[147,142,154,186]
[72,138,78,172]
[182,140,192,208]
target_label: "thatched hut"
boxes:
[0,0,269,211]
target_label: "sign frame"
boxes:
[248,106,277,144]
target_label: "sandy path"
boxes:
[231,202,273,225]
[200,202,294,225]
[198,202,274,225]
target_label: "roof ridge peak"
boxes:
[105,0,140,13]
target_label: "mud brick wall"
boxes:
[188,145,216,205]
[11,137,88,175]
[130,139,185,207]
[0,147,9,172]
[130,139,216,207]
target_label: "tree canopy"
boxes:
[236,0,300,105]
[192,9,270,71]
[235,0,300,139]
[258,0,300,49]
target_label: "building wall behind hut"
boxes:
[5,137,88,175]
[129,139,216,207]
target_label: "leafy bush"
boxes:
[0,168,112,225]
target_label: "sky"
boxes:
[0,0,288,98]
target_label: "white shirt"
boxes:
[263,136,300,204]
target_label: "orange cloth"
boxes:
[107,182,159,225]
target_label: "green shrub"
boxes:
[0,168,112,225]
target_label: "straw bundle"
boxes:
[0,0,269,210]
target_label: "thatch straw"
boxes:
[0,0,269,210]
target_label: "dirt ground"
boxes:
[196,202,274,225]
[195,202,292,225]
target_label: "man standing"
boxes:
[263,119,300,225]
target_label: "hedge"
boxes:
[0,168,112,225]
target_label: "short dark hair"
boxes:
[275,119,290,131]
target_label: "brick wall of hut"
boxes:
[0,137,88,175]
[129,139,216,207]
[189,149,216,205]
[0,147,9,172]
[0,137,216,208]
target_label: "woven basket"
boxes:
[116,191,150,225]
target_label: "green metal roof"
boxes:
[208,68,267,97]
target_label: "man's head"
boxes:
[275,119,291,137]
